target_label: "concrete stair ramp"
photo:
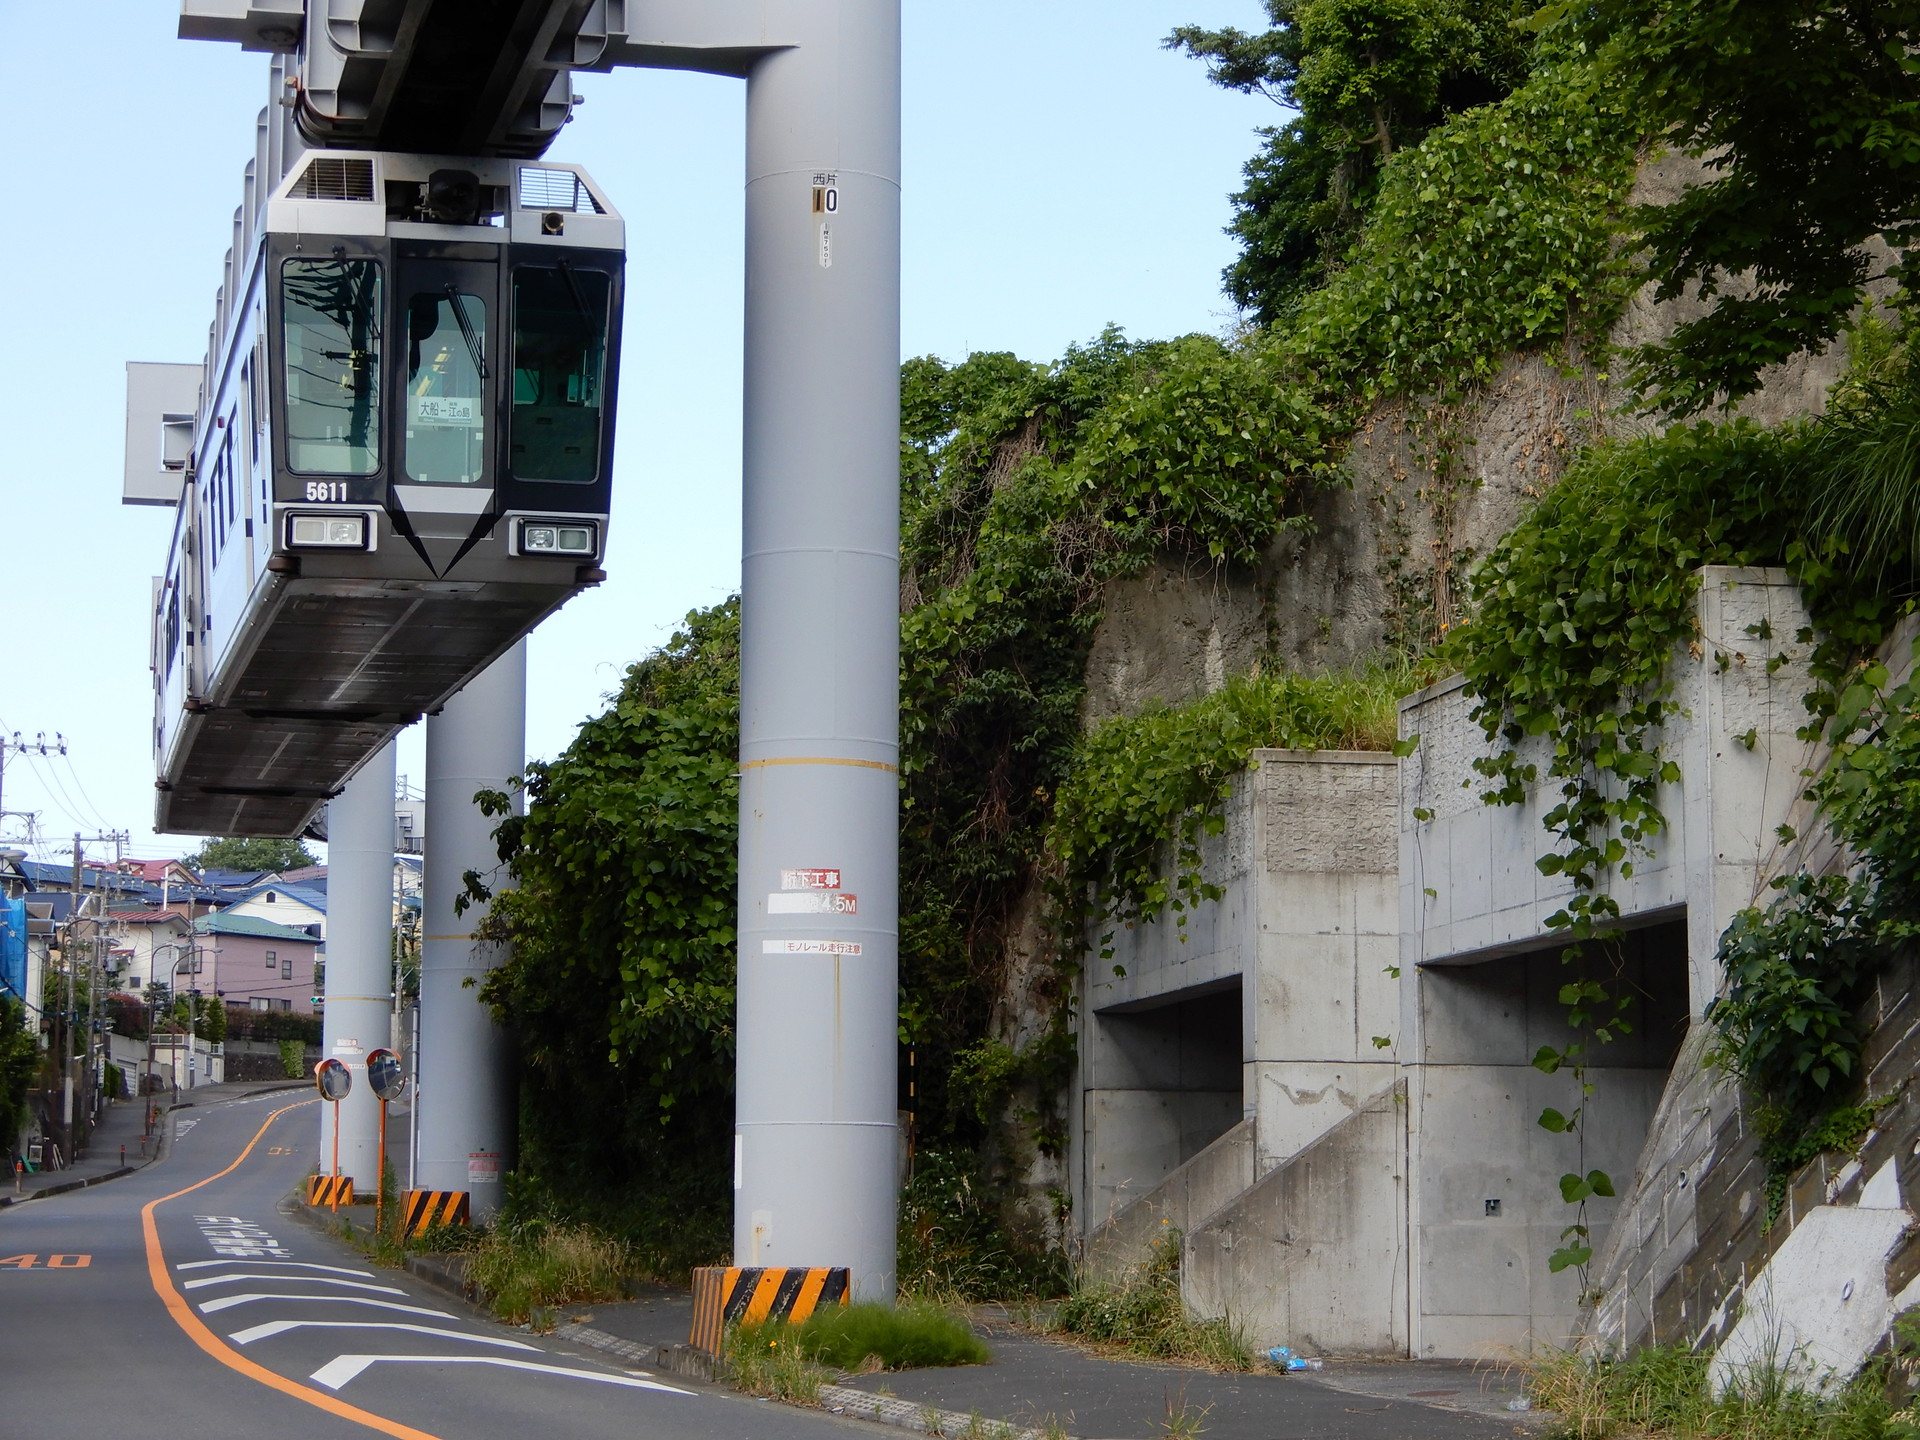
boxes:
[1182,1080,1408,1358]
[1080,1117,1255,1283]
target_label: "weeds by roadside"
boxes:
[1054,1237,1250,1372]
[1528,1344,1910,1440]
[465,1223,631,1325]
[724,1323,833,1402]
[737,1300,989,1372]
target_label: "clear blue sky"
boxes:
[0,2,1274,863]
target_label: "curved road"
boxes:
[0,1090,874,1440]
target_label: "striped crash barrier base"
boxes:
[400,1189,470,1237]
[306,1174,354,1207]
[689,1266,850,1355]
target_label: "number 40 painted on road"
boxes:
[1,1254,90,1268]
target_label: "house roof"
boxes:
[106,909,189,927]
[191,912,323,943]
[15,860,237,906]
[231,881,328,913]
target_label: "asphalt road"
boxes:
[0,1089,879,1440]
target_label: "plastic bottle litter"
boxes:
[1267,1346,1325,1372]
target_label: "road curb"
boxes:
[553,1324,1057,1439]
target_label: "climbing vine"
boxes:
[1049,659,1426,957]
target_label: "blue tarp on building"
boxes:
[0,896,25,1002]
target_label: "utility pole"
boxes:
[0,731,64,843]
[62,829,129,1160]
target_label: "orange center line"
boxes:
[141,1097,449,1440]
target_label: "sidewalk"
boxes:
[557,1292,1537,1440]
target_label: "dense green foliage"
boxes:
[0,996,37,1151]
[740,1301,990,1371]
[1561,0,1920,414]
[1169,0,1534,318]
[191,836,316,873]
[1448,419,1895,941]
[1050,660,1421,945]
[475,602,740,1215]
[1709,638,1920,1202]
[1279,61,1638,401]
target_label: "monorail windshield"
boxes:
[512,264,610,483]
[406,285,489,485]
[282,258,382,474]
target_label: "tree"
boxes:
[190,836,317,874]
[1168,0,1532,320]
[0,997,37,1154]
[1561,0,1920,414]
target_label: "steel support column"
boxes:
[319,739,396,1190]
[732,0,903,1301]
[416,641,525,1221]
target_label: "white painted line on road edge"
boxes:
[310,1355,695,1395]
[184,1274,405,1294]
[229,1321,539,1350]
[178,1260,375,1277]
[198,1294,454,1318]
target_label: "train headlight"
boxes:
[515,518,598,557]
[286,513,369,549]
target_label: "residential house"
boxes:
[192,912,324,1013]
[223,880,327,940]
[102,909,194,995]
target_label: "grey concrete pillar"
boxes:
[733,0,902,1300]
[319,739,396,1189]
[416,641,524,1221]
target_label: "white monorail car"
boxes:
[153,148,624,836]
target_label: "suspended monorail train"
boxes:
[150,145,624,837]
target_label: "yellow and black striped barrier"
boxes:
[306,1174,353,1207]
[400,1189,470,1238]
[689,1266,850,1355]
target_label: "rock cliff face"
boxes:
[1078,147,1854,727]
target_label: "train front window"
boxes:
[282,259,382,474]
[405,288,489,485]
[511,265,610,483]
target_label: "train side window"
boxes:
[282,258,382,475]
[405,289,488,485]
[510,265,609,483]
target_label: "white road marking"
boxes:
[178,1260,375,1277]
[175,1119,198,1136]
[229,1320,538,1350]
[184,1274,405,1294]
[309,1354,694,1395]
[198,1294,454,1318]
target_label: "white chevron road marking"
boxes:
[309,1354,694,1395]
[183,1273,406,1294]
[197,1293,453,1318]
[177,1260,375,1277]
[229,1320,537,1350]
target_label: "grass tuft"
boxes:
[739,1301,990,1372]
[724,1324,832,1402]
[1054,1238,1251,1372]
[465,1224,630,1325]
[1528,1343,1909,1440]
